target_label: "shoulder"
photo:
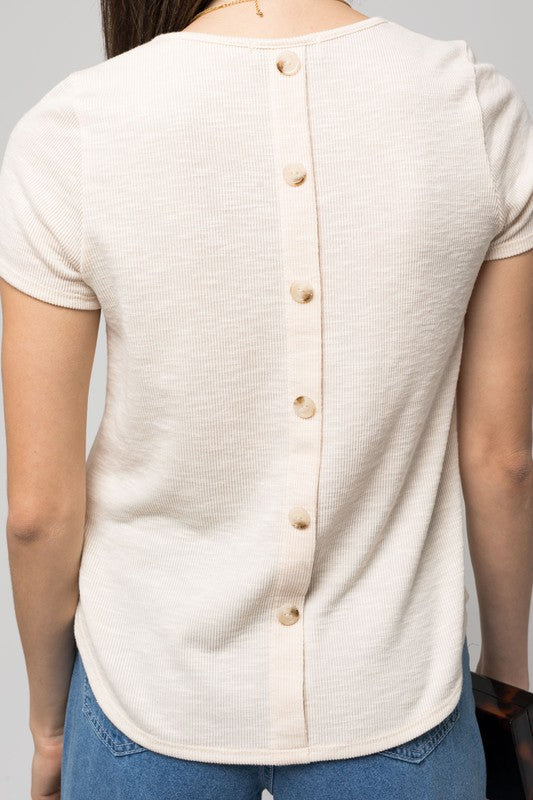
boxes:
[371,18,532,138]
[68,35,162,92]
[7,35,161,137]
[376,18,472,71]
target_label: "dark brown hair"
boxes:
[100,0,210,59]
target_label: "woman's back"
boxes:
[1,3,532,769]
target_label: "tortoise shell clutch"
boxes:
[471,669,533,799]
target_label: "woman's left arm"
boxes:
[1,278,100,790]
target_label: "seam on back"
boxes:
[464,39,504,233]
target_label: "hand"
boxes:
[31,734,63,800]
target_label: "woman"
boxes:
[1,0,532,798]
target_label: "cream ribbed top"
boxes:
[1,15,533,765]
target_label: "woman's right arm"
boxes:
[456,247,533,691]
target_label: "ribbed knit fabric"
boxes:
[1,15,533,766]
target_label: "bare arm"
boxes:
[0,279,100,745]
[456,248,533,691]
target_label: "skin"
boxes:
[182,0,371,35]
[1,283,100,799]
[1,2,532,798]
[457,250,533,688]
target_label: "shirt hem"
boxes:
[74,607,465,766]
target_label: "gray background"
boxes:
[0,1,532,796]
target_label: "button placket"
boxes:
[267,45,323,751]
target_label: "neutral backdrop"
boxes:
[0,1,532,797]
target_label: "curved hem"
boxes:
[74,606,465,766]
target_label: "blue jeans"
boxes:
[61,636,486,799]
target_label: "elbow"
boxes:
[505,453,533,484]
[5,506,78,544]
[499,456,533,487]
[6,516,52,544]
[459,445,533,487]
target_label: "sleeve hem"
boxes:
[0,258,101,310]
[483,230,533,262]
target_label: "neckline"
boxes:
[154,15,387,49]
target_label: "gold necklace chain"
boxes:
[191,0,354,24]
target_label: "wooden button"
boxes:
[293,396,316,418]
[276,51,301,76]
[288,507,311,529]
[283,163,307,186]
[277,605,300,625]
[290,281,314,303]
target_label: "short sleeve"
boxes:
[0,75,101,309]
[467,43,533,261]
